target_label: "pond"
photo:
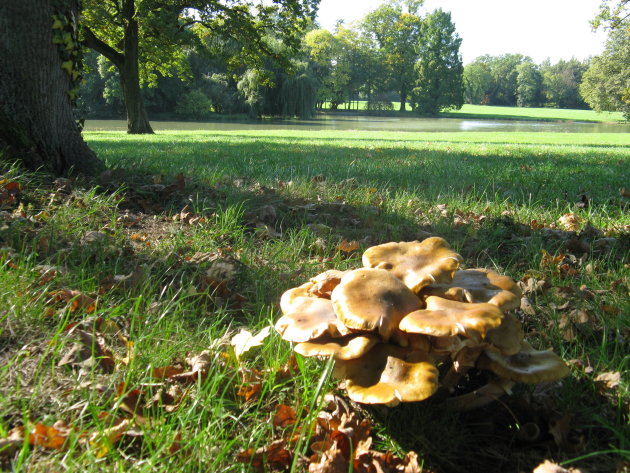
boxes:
[84,114,630,133]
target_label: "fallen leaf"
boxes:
[48,289,97,313]
[0,426,25,458]
[533,460,585,473]
[28,421,71,450]
[595,371,621,391]
[559,213,583,231]
[273,405,297,429]
[337,240,359,253]
[237,383,262,402]
[231,326,271,360]
[237,439,292,473]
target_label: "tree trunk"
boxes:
[83,0,154,134]
[399,85,407,112]
[120,0,153,134]
[0,0,104,176]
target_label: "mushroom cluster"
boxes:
[275,237,569,408]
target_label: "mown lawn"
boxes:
[324,102,628,123]
[0,128,628,473]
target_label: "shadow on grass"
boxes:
[87,135,630,216]
[1,157,627,473]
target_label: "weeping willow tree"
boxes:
[280,64,318,119]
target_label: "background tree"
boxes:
[411,9,463,115]
[516,60,543,107]
[541,58,588,108]
[463,57,494,104]
[580,23,630,119]
[82,0,319,133]
[0,0,103,175]
[361,0,424,111]
[592,0,629,30]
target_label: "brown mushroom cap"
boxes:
[362,237,463,293]
[485,313,524,355]
[478,340,570,383]
[399,296,504,337]
[420,268,522,312]
[275,296,350,342]
[333,344,438,406]
[294,334,379,360]
[331,268,422,341]
[279,282,315,314]
[307,270,348,299]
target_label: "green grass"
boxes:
[325,102,628,123]
[0,127,628,472]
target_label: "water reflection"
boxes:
[85,114,630,133]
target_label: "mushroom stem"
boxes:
[443,379,515,411]
[440,365,470,392]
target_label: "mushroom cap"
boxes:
[485,313,524,355]
[333,344,438,406]
[420,268,522,312]
[362,237,463,293]
[294,334,379,360]
[279,282,315,314]
[478,340,570,383]
[331,268,422,341]
[307,270,348,299]
[275,296,350,342]
[399,296,504,337]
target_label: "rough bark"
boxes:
[0,0,104,176]
[83,0,154,134]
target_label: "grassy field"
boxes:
[0,127,628,472]
[326,103,628,123]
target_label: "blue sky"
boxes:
[316,0,608,64]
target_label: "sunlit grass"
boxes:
[1,128,628,472]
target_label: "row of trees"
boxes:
[464,55,589,109]
[77,0,466,122]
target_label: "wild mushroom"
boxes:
[333,344,438,407]
[399,296,504,338]
[478,340,570,383]
[307,269,348,299]
[331,268,422,341]
[484,313,524,356]
[275,295,350,342]
[294,334,379,360]
[420,268,522,312]
[362,237,463,293]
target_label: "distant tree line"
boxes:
[75,1,629,124]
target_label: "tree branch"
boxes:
[82,26,125,68]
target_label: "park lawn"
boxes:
[0,128,628,473]
[325,102,627,123]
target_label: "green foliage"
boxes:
[175,89,211,119]
[516,61,543,107]
[580,24,630,120]
[541,58,589,109]
[361,1,424,111]
[411,9,463,115]
[592,0,629,30]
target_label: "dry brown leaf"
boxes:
[237,439,292,473]
[337,240,359,253]
[48,289,97,313]
[559,213,583,231]
[273,405,297,429]
[595,371,621,391]
[0,426,25,458]
[28,421,71,450]
[237,383,262,402]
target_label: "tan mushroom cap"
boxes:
[294,334,379,360]
[362,237,463,293]
[279,282,316,314]
[307,269,348,299]
[485,313,524,355]
[275,296,350,342]
[331,268,422,341]
[478,340,570,383]
[420,268,522,312]
[399,296,504,337]
[333,344,438,406]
